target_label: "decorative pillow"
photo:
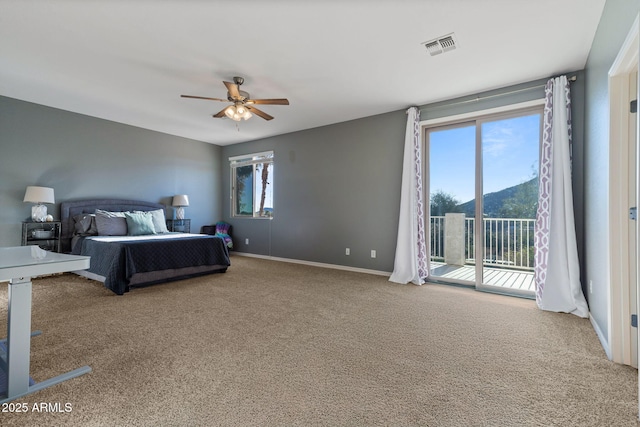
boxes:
[95,209,127,218]
[95,210,128,236]
[136,208,169,233]
[73,213,98,236]
[214,221,233,249]
[124,211,156,236]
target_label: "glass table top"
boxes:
[0,246,90,281]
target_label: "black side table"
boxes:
[166,219,190,233]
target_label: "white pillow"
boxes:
[143,208,169,233]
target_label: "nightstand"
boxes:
[21,221,62,252]
[166,218,190,233]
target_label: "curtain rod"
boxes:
[421,75,577,110]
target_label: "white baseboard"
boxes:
[590,313,612,360]
[232,252,392,277]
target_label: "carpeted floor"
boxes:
[0,254,637,426]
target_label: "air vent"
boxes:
[422,33,458,56]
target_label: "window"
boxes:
[230,151,274,218]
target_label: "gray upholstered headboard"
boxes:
[59,198,165,253]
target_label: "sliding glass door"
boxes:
[427,107,542,297]
[477,113,540,296]
[428,123,477,285]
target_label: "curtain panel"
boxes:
[534,75,588,317]
[390,107,428,285]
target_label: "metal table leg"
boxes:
[0,277,91,403]
[6,277,32,398]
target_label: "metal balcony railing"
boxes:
[430,216,535,271]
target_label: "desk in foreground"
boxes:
[0,246,90,403]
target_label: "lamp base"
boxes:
[31,204,47,222]
[176,207,185,220]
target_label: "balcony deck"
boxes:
[430,262,535,293]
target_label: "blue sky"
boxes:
[429,114,540,204]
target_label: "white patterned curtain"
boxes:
[390,107,429,285]
[534,75,588,317]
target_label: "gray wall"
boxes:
[584,0,639,342]
[221,111,407,272]
[221,74,587,275]
[0,96,223,248]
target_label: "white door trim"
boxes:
[608,14,639,367]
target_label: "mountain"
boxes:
[457,177,538,218]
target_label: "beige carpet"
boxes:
[0,255,637,426]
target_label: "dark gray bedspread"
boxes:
[73,235,230,295]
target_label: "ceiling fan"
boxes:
[181,76,289,121]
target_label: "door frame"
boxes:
[608,13,639,369]
[421,100,544,295]
[474,109,542,297]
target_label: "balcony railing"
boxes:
[430,216,535,270]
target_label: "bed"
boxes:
[60,198,230,295]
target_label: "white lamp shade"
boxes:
[23,186,55,204]
[172,195,189,207]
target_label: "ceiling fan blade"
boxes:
[224,81,241,99]
[246,105,274,121]
[213,108,228,118]
[246,98,290,105]
[181,95,228,102]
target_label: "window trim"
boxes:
[229,150,274,166]
[229,151,274,219]
[420,99,544,128]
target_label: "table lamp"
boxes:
[172,195,189,220]
[24,186,55,222]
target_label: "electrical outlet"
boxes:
[589,280,593,294]
[245,238,249,245]
[345,248,350,255]
[371,250,376,258]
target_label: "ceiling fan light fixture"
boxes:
[224,103,251,121]
[182,76,289,122]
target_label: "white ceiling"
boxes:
[0,1,606,146]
